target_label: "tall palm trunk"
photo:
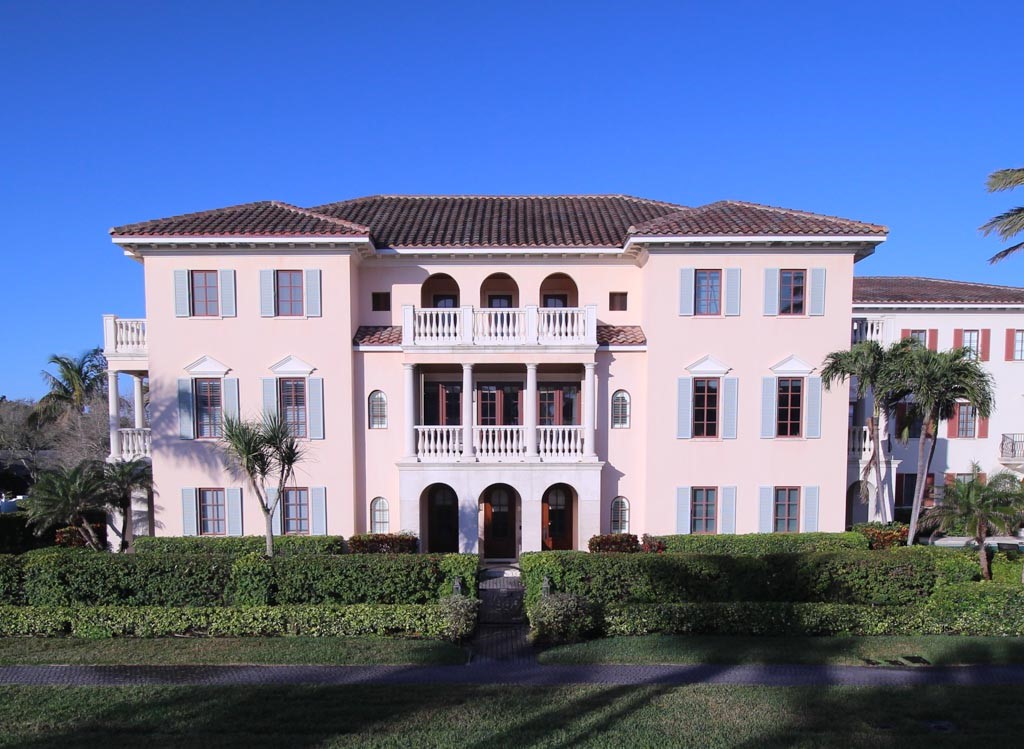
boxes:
[906,415,934,545]
[867,408,888,522]
[120,505,134,553]
[263,510,275,557]
[978,536,992,580]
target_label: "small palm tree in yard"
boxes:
[101,458,153,552]
[23,461,108,550]
[35,349,107,423]
[919,464,1024,580]
[221,414,306,557]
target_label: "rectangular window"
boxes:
[433,294,457,308]
[954,473,973,485]
[909,329,927,346]
[963,330,980,360]
[477,384,521,426]
[194,378,222,438]
[371,292,391,312]
[488,295,513,308]
[957,404,977,438]
[282,488,309,535]
[538,384,580,426]
[779,270,806,315]
[691,487,717,534]
[190,271,219,317]
[423,383,461,426]
[773,487,800,533]
[695,270,722,315]
[776,378,803,437]
[692,378,719,437]
[279,378,307,437]
[1015,331,1024,361]
[609,292,628,311]
[543,294,568,308]
[275,270,304,316]
[199,489,225,536]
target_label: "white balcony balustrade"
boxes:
[1000,434,1024,471]
[473,426,527,462]
[474,308,527,345]
[537,425,585,460]
[415,426,463,462]
[103,315,148,356]
[412,308,462,345]
[402,305,596,347]
[848,426,871,459]
[851,318,885,345]
[118,428,151,460]
[538,308,588,344]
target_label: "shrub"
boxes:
[640,534,666,553]
[888,546,979,584]
[656,532,868,554]
[55,524,107,550]
[133,536,346,556]
[528,593,599,644]
[588,534,640,553]
[0,555,22,604]
[852,522,909,550]
[347,533,418,554]
[923,583,1024,636]
[0,513,51,554]
[992,551,1024,584]
[435,594,479,642]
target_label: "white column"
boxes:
[583,362,597,458]
[461,363,474,460]
[525,363,538,458]
[132,375,145,429]
[107,370,121,461]
[403,363,417,459]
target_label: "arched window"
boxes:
[611,390,630,429]
[370,497,389,533]
[610,497,630,534]
[368,390,387,429]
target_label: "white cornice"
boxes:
[185,355,230,377]
[770,355,816,375]
[686,354,731,375]
[113,236,371,246]
[269,355,316,376]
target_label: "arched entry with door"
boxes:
[846,481,872,528]
[480,483,519,559]
[542,483,576,550]
[423,483,459,553]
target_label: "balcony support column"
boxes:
[403,363,417,459]
[132,375,145,429]
[525,363,539,458]
[461,363,474,460]
[107,370,121,461]
[583,362,597,458]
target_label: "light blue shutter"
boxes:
[758,486,773,533]
[725,268,741,316]
[308,377,324,439]
[722,377,738,439]
[177,378,194,439]
[181,488,198,536]
[305,270,322,317]
[805,376,822,439]
[223,378,239,421]
[679,268,695,316]
[721,486,737,534]
[259,270,275,317]
[219,270,236,317]
[677,377,693,439]
[676,487,691,534]
[226,488,243,536]
[174,270,190,317]
[262,378,278,418]
[311,487,327,536]
[809,268,826,316]
[268,488,280,534]
[763,268,779,316]
[760,377,777,438]
[803,486,820,532]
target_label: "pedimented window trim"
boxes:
[270,355,316,376]
[770,355,815,376]
[185,355,230,377]
[686,355,731,376]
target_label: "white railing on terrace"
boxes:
[103,315,148,356]
[537,425,585,460]
[412,308,462,345]
[119,428,151,460]
[473,425,527,461]
[415,426,463,461]
[851,318,885,345]
[474,308,527,345]
[538,308,588,344]
[402,305,596,347]
[848,426,871,459]
[1000,433,1024,461]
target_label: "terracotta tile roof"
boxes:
[854,277,1024,305]
[629,200,887,237]
[110,201,370,238]
[353,326,403,345]
[310,195,684,248]
[597,325,646,346]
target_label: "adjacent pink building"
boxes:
[103,195,888,558]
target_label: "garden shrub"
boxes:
[992,551,1024,584]
[656,532,868,554]
[0,555,22,604]
[852,521,909,550]
[347,533,418,554]
[640,534,666,553]
[923,583,1024,636]
[528,593,600,644]
[888,546,979,584]
[133,536,346,556]
[588,533,640,553]
[0,513,51,554]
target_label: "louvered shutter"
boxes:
[760,377,777,438]
[177,379,194,439]
[721,486,737,534]
[679,268,695,316]
[308,377,324,439]
[174,270,190,317]
[721,377,738,439]
[805,376,822,439]
[305,270,322,317]
[259,270,275,317]
[219,270,236,317]
[676,487,691,534]
[677,378,693,439]
[262,378,278,418]
[724,268,741,316]
[226,488,243,536]
[803,486,819,532]
[809,268,826,316]
[311,487,327,536]
[181,488,198,536]
[758,486,773,533]
[763,269,779,316]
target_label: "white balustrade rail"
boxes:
[402,305,596,347]
[103,316,148,355]
[413,308,462,344]
[1001,433,1024,460]
[538,308,587,344]
[473,425,526,461]
[474,308,526,345]
[537,425,584,459]
[119,428,151,460]
[415,426,463,461]
[851,318,885,345]
[848,426,871,459]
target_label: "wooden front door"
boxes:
[482,485,517,558]
[542,485,573,550]
[427,485,459,553]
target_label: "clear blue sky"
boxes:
[2,0,1021,399]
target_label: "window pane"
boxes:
[371,498,389,533]
[963,330,979,360]
[773,487,799,533]
[693,379,719,437]
[776,378,803,437]
[611,497,629,534]
[779,270,806,315]
[195,379,222,438]
[369,391,387,429]
[283,488,309,535]
[279,379,307,437]
[691,487,717,534]
[199,489,225,535]
[276,271,304,316]
[1016,331,1024,361]
[611,390,630,428]
[695,271,722,315]
[191,271,219,317]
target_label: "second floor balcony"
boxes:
[401,304,598,348]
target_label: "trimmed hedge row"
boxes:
[655,532,869,554]
[133,536,347,556]
[0,597,479,641]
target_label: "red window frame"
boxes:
[779,270,806,315]
[422,382,461,426]
[694,270,722,316]
[282,487,309,535]
[279,378,307,437]
[194,378,222,439]
[956,403,977,438]
[190,271,219,317]
[476,383,522,426]
[776,378,803,437]
[538,383,580,426]
[609,292,627,311]
[690,487,717,534]
[275,270,304,316]
[692,378,719,437]
[198,488,225,536]
[773,487,800,533]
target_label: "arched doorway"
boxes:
[542,483,575,550]
[424,483,459,553]
[479,273,519,308]
[480,484,518,559]
[846,481,871,528]
[539,273,579,308]
[421,274,460,308]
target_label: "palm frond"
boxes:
[988,239,1024,264]
[986,168,1024,192]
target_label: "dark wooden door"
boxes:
[427,485,459,553]
[483,486,516,558]
[542,485,573,550]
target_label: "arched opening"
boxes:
[479,273,519,308]
[539,273,579,308]
[422,483,459,553]
[846,481,872,528]
[542,483,577,550]
[480,483,520,559]
[610,497,630,534]
[421,274,460,308]
[369,497,389,534]
[611,390,630,429]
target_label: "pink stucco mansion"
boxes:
[101,195,1024,557]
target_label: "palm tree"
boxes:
[981,168,1024,263]
[882,346,995,545]
[23,461,108,550]
[919,464,1024,580]
[36,348,107,423]
[101,458,153,552]
[221,414,306,557]
[821,340,915,522]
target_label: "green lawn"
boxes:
[0,637,466,666]
[0,684,1020,747]
[540,635,1024,666]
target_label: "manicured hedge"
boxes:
[0,597,479,641]
[888,546,979,584]
[133,536,346,556]
[655,532,868,554]
[0,555,21,604]
[923,583,1024,636]
[347,534,419,554]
